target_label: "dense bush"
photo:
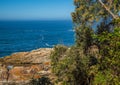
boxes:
[51,45,90,85]
[30,77,53,85]
[93,27,120,85]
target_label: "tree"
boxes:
[72,0,120,84]
[72,0,120,39]
[51,0,120,85]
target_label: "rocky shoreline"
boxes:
[0,48,54,85]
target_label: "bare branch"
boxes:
[98,0,118,19]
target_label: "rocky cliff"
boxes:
[0,48,54,85]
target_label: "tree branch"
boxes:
[98,0,118,19]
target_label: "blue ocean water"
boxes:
[0,20,74,57]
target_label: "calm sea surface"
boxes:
[0,20,75,57]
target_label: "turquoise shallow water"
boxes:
[0,20,75,57]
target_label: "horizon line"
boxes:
[0,19,73,21]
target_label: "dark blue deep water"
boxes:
[0,20,74,57]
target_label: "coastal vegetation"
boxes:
[51,0,120,85]
[0,0,120,85]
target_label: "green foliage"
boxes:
[50,45,68,74]
[94,71,109,85]
[93,27,120,84]
[75,27,94,53]
[30,77,53,85]
[51,45,90,85]
[50,0,120,85]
